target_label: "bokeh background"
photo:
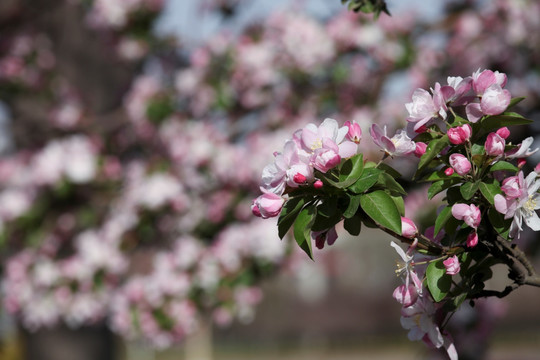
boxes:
[0,0,540,359]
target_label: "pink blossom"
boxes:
[452,203,481,229]
[485,132,506,156]
[449,153,471,176]
[472,69,507,95]
[252,193,284,219]
[518,158,526,168]
[370,124,416,157]
[344,120,362,144]
[467,232,478,247]
[313,180,323,189]
[414,142,427,158]
[506,137,539,159]
[447,124,472,145]
[465,102,484,123]
[401,217,418,239]
[300,118,357,159]
[311,138,341,173]
[496,127,510,139]
[444,167,454,176]
[535,163,540,173]
[501,175,523,199]
[481,84,511,116]
[393,284,419,308]
[443,256,460,275]
[405,88,442,131]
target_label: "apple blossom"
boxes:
[467,232,478,248]
[506,137,539,159]
[485,132,506,156]
[252,193,284,219]
[481,84,511,116]
[344,120,362,144]
[452,203,481,229]
[447,124,472,145]
[443,256,460,275]
[449,153,471,175]
[496,127,510,139]
[414,142,427,158]
[370,124,416,157]
[444,167,454,176]
[401,217,418,239]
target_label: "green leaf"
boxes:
[344,214,362,236]
[482,114,533,131]
[426,260,452,302]
[428,179,461,199]
[446,186,463,205]
[360,190,401,235]
[417,135,450,172]
[343,194,362,218]
[508,96,525,109]
[377,172,406,195]
[294,206,316,259]
[335,154,365,188]
[391,195,405,216]
[460,181,479,200]
[377,162,402,178]
[489,161,519,173]
[349,168,381,193]
[317,197,338,218]
[277,197,306,239]
[312,199,342,232]
[488,208,512,239]
[421,169,460,182]
[479,180,502,205]
[434,206,452,236]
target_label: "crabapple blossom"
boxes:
[449,153,471,175]
[344,120,362,143]
[494,172,540,237]
[443,256,461,275]
[370,124,416,156]
[414,142,427,158]
[401,217,418,239]
[472,69,507,95]
[467,232,478,248]
[481,84,511,116]
[506,137,539,159]
[452,203,481,229]
[485,132,506,156]
[496,127,510,139]
[444,167,455,176]
[447,124,472,145]
[405,87,446,131]
[252,192,284,219]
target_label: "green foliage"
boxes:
[426,259,452,302]
[359,190,401,235]
[278,197,307,239]
[341,0,390,18]
[349,168,381,193]
[294,206,316,259]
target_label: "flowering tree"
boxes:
[253,69,540,359]
[0,0,540,358]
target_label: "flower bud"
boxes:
[313,180,323,189]
[501,176,522,198]
[467,232,478,248]
[344,120,362,144]
[444,167,454,176]
[496,127,510,139]
[253,193,284,219]
[517,158,526,168]
[293,172,306,184]
[443,255,461,275]
[481,84,511,115]
[485,132,506,156]
[535,163,540,173]
[449,153,471,175]
[414,142,427,158]
[251,200,262,217]
[401,217,418,239]
[447,124,472,145]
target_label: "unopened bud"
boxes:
[293,172,307,184]
[444,167,454,176]
[313,180,323,189]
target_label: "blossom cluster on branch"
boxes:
[254,69,540,359]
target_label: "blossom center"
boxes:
[311,138,323,151]
[524,196,537,214]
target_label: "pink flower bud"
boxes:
[393,284,418,307]
[443,255,461,275]
[344,120,362,144]
[535,163,540,173]
[501,176,522,198]
[467,232,478,247]
[481,84,511,116]
[415,125,428,134]
[444,167,454,176]
[313,180,323,189]
[253,193,284,219]
[447,124,472,145]
[496,127,510,139]
[414,142,427,158]
[452,203,481,229]
[485,132,506,156]
[251,200,262,217]
[293,172,306,184]
[401,217,418,239]
[517,158,526,168]
[449,153,471,175]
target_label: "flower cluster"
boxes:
[255,69,540,359]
